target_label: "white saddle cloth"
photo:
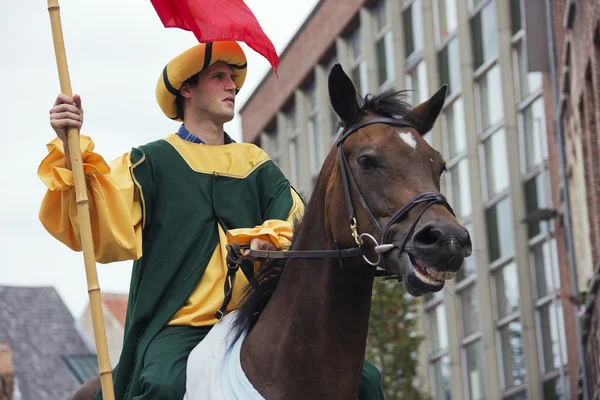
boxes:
[183,311,265,400]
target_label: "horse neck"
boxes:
[240,172,376,399]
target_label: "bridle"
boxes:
[215,116,454,319]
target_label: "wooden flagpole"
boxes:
[46,1,115,398]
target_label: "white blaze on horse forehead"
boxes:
[394,128,417,149]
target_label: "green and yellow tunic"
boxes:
[37,133,304,399]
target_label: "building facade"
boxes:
[240,0,579,399]
[542,0,600,398]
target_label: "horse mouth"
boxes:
[409,254,456,284]
[388,252,456,296]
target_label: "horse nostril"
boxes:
[413,225,443,246]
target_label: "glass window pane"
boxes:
[427,304,449,352]
[438,38,461,94]
[486,197,514,261]
[461,285,480,336]
[374,0,388,33]
[543,376,565,399]
[465,340,486,400]
[445,98,466,158]
[538,302,564,372]
[307,118,320,177]
[493,262,520,319]
[376,33,395,87]
[289,139,298,187]
[406,61,428,105]
[403,0,423,57]
[456,224,476,281]
[483,129,509,198]
[436,0,458,41]
[499,320,527,389]
[522,97,547,170]
[478,64,504,130]
[352,65,363,96]
[510,0,522,35]
[348,29,362,61]
[532,241,557,298]
[449,158,472,218]
[524,175,546,238]
[471,1,498,68]
[514,41,543,100]
[505,391,527,400]
[432,356,452,400]
[425,290,444,303]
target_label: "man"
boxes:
[39,41,384,399]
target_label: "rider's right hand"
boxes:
[49,93,83,142]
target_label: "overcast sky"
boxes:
[0,0,319,318]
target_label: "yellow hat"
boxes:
[156,41,247,121]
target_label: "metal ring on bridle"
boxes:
[359,233,381,266]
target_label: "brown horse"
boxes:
[68,64,471,399]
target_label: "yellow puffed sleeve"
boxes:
[37,135,143,263]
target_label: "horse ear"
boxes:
[407,85,448,135]
[328,64,361,126]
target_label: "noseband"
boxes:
[216,116,454,319]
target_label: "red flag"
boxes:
[151,0,279,74]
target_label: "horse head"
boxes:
[324,64,472,296]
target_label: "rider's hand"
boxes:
[243,238,278,258]
[49,93,83,142]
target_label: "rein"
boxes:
[215,116,453,320]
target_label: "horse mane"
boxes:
[229,88,415,340]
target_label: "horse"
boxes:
[67,64,472,400]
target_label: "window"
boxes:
[263,121,279,165]
[510,0,522,36]
[486,197,514,262]
[435,0,458,42]
[444,98,466,158]
[531,240,558,299]
[439,38,461,94]
[524,173,551,238]
[286,107,299,187]
[538,302,564,372]
[483,128,509,199]
[348,28,368,96]
[373,0,394,87]
[513,44,543,102]
[521,98,547,171]
[427,303,449,352]
[493,262,520,319]
[432,356,452,400]
[477,64,504,130]
[449,159,472,219]
[498,320,527,389]
[403,0,423,58]
[471,1,498,69]
[461,285,480,336]
[305,83,325,183]
[406,61,428,105]
[464,340,486,399]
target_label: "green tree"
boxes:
[367,279,430,399]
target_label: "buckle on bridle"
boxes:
[350,218,362,246]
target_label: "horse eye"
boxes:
[357,155,378,170]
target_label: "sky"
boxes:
[0,0,319,318]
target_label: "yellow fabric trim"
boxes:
[165,134,271,178]
[37,136,143,263]
[168,223,250,326]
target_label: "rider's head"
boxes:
[156,41,247,123]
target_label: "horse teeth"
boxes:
[426,268,455,281]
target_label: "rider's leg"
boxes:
[135,325,211,399]
[358,359,386,400]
